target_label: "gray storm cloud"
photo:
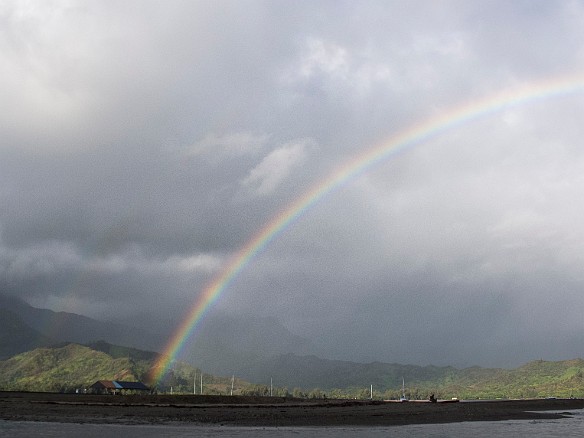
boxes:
[2,0,584,368]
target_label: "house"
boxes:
[90,380,150,394]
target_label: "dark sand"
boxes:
[1,391,584,427]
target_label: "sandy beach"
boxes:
[1,391,584,427]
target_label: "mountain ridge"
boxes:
[0,308,54,359]
[0,293,312,375]
[1,342,584,399]
[2,294,584,399]
[0,294,166,352]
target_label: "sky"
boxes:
[2,0,584,369]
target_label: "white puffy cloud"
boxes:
[242,139,312,196]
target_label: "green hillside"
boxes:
[319,359,584,400]
[4,295,581,398]
[447,359,584,399]
[0,342,252,395]
[243,353,584,400]
[0,343,150,392]
[1,342,584,399]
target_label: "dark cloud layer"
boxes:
[2,1,584,368]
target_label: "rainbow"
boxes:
[148,72,584,384]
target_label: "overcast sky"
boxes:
[2,0,584,369]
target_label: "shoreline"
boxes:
[2,391,584,427]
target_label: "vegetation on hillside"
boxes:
[303,359,584,400]
[1,343,584,399]
[0,342,262,396]
[0,343,147,392]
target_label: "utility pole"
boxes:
[193,373,196,395]
[370,384,373,400]
[270,378,273,397]
[200,373,203,395]
[231,375,235,396]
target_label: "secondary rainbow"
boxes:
[149,72,584,384]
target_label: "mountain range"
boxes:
[0,293,311,377]
[2,293,584,399]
